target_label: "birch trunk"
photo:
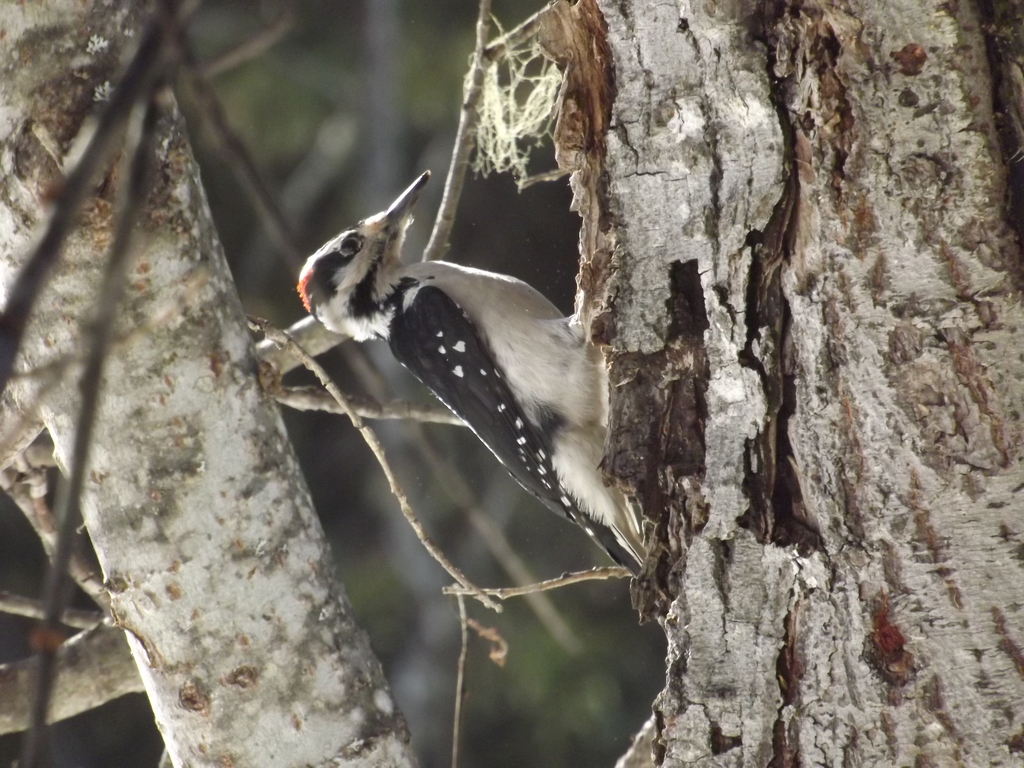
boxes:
[0,3,416,766]
[555,0,1024,764]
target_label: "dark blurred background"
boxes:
[0,1,663,766]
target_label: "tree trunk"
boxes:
[0,3,415,766]
[559,0,1024,764]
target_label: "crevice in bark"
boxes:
[922,674,965,762]
[975,0,1024,245]
[735,6,822,555]
[709,720,741,754]
[622,259,709,618]
[768,598,801,768]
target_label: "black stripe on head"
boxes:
[308,251,353,306]
[349,258,381,320]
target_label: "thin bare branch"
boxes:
[255,316,345,375]
[422,0,492,261]
[21,92,161,768]
[338,342,581,652]
[181,72,302,267]
[197,6,295,79]
[0,408,43,474]
[443,566,630,600]
[271,381,465,426]
[0,624,144,736]
[175,34,303,269]
[517,168,569,189]
[0,592,104,631]
[482,1,560,62]
[0,21,167,401]
[251,319,501,612]
[2,468,110,611]
[451,595,469,768]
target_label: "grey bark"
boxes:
[556,0,1024,765]
[0,3,416,766]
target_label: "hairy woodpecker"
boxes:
[297,172,645,572]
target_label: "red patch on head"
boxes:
[297,269,313,313]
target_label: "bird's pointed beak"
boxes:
[384,170,430,225]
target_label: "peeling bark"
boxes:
[0,3,416,766]
[556,0,1024,765]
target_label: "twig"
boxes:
[0,411,43,474]
[0,20,167,402]
[2,467,110,611]
[271,382,466,426]
[338,342,581,652]
[451,595,469,768]
[198,6,295,79]
[517,168,569,190]
[251,319,501,612]
[0,592,104,631]
[482,1,560,62]
[171,32,302,268]
[21,92,161,768]
[255,316,345,376]
[422,0,492,262]
[443,566,630,600]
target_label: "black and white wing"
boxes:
[387,284,638,570]
[388,285,567,508]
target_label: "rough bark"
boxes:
[0,3,416,766]
[555,0,1024,765]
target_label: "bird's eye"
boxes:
[338,235,363,258]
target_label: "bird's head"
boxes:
[297,171,430,338]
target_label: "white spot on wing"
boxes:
[453,365,464,377]
[480,369,487,376]
[436,331,443,337]
[497,404,506,412]
[515,418,523,430]
[516,437,526,445]
[438,346,446,354]
[453,341,466,352]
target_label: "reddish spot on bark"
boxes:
[223,665,259,688]
[40,178,65,204]
[28,624,66,654]
[178,679,210,715]
[292,714,303,731]
[1008,726,1024,753]
[209,351,226,378]
[992,606,1024,680]
[891,43,927,75]
[870,592,914,686]
[165,582,182,600]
